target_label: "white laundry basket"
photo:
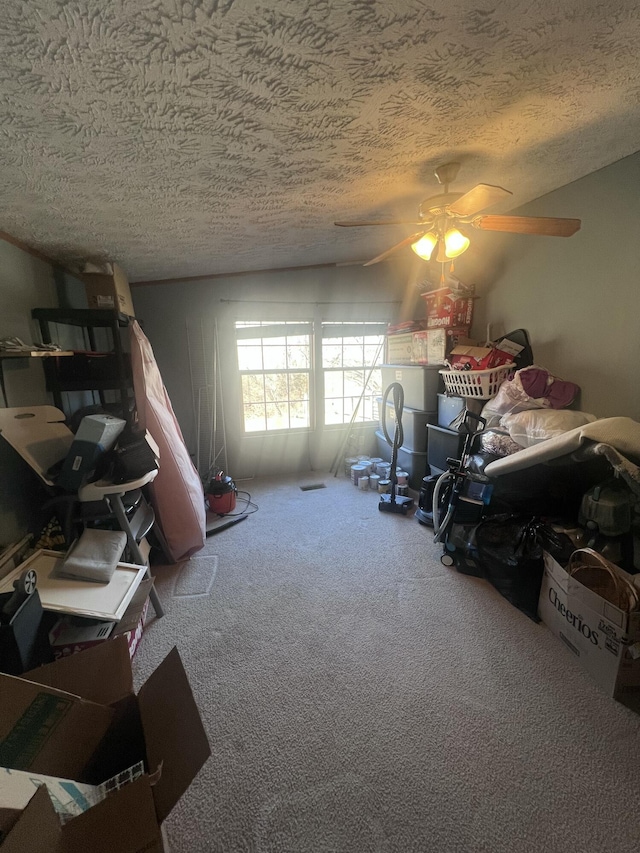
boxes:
[439,363,515,399]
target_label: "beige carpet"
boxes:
[133,474,640,853]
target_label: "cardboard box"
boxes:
[447,342,514,370]
[421,288,475,329]
[0,675,114,781]
[385,332,414,364]
[539,551,640,705]
[82,263,135,317]
[411,327,470,365]
[48,578,152,661]
[0,635,211,851]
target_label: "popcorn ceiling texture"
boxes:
[0,0,639,281]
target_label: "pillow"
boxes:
[500,409,598,448]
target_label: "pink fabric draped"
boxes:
[130,320,205,562]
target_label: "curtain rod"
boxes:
[219,299,399,305]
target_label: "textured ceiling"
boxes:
[1,0,639,282]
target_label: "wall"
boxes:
[454,151,640,419]
[132,263,410,480]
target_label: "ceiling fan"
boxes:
[334,162,581,266]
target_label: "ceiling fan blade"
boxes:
[334,219,427,227]
[447,184,513,216]
[363,232,426,266]
[472,215,581,236]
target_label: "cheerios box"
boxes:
[538,551,640,705]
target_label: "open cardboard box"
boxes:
[0,635,211,851]
[539,551,640,708]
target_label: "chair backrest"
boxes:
[0,406,73,486]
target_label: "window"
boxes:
[236,321,311,432]
[321,322,385,426]
[235,319,387,433]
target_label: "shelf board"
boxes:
[31,308,133,327]
[0,350,74,358]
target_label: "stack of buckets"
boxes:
[345,456,410,495]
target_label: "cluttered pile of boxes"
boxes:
[0,408,210,849]
[377,279,486,490]
[0,635,210,851]
[0,525,210,850]
[385,278,477,367]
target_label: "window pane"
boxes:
[325,398,343,425]
[324,371,343,398]
[344,370,366,397]
[263,344,287,370]
[264,373,289,401]
[290,401,310,428]
[288,373,310,401]
[360,397,378,421]
[342,345,364,367]
[265,402,288,430]
[237,345,263,371]
[287,343,310,369]
[364,343,380,363]
[242,374,265,404]
[322,343,343,367]
[367,368,383,396]
[244,404,266,432]
[344,397,358,421]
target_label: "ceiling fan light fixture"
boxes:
[444,227,470,258]
[411,231,438,260]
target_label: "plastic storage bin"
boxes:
[377,397,437,453]
[437,393,466,428]
[427,424,465,475]
[375,430,428,490]
[381,364,442,410]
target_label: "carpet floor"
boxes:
[133,473,640,853]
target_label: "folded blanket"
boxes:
[57,528,127,583]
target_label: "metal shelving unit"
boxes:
[31,308,135,421]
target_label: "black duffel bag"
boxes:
[474,515,574,621]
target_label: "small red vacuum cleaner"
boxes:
[206,471,237,516]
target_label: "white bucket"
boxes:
[369,474,380,490]
[396,471,409,485]
[344,456,358,476]
[358,476,369,491]
[351,464,367,485]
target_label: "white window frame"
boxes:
[235,321,313,434]
[320,321,386,427]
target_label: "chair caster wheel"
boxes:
[14,569,37,596]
